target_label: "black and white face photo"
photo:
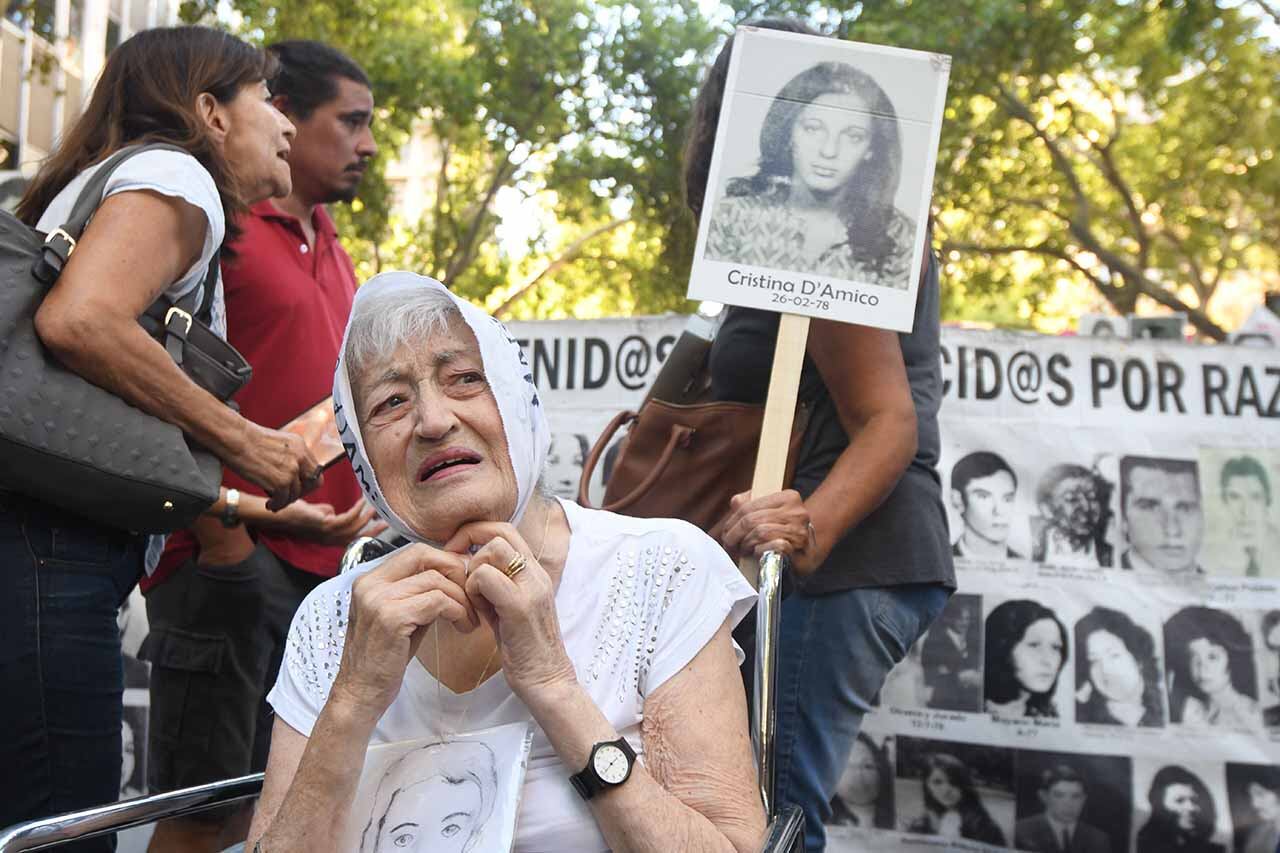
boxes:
[1198,449,1280,578]
[1133,759,1231,853]
[1074,601,1168,729]
[949,451,1024,561]
[1225,762,1280,853]
[895,736,1016,847]
[1119,455,1205,574]
[919,593,985,713]
[984,596,1073,721]
[689,27,949,331]
[1163,606,1264,732]
[1013,750,1132,853]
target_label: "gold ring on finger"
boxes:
[504,554,527,578]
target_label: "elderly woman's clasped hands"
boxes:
[337,521,577,717]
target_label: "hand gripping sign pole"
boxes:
[684,25,950,815]
[739,313,809,586]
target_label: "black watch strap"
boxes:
[569,736,636,801]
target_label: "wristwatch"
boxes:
[570,737,636,800]
[220,488,241,528]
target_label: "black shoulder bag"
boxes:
[0,143,252,533]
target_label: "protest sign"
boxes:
[687,27,951,332]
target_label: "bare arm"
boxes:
[33,190,317,507]
[718,318,917,573]
[514,622,765,853]
[800,319,917,567]
[246,701,375,851]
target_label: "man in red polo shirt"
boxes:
[140,41,380,852]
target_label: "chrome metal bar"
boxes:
[756,804,805,853]
[0,774,264,852]
[752,549,786,818]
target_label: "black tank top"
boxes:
[708,253,955,594]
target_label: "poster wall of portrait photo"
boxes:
[688,27,950,331]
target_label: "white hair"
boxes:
[344,284,462,387]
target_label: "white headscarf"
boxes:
[332,272,550,543]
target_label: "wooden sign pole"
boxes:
[739,312,811,587]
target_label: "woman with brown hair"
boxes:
[2,26,319,846]
[683,18,955,852]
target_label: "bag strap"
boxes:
[33,141,222,367]
[32,142,194,284]
[140,257,219,366]
[596,423,695,514]
[576,410,638,507]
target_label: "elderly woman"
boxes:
[248,273,765,852]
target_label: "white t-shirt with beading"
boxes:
[267,499,756,853]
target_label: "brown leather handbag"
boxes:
[576,335,809,533]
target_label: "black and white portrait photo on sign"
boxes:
[688,27,950,331]
[949,452,1024,561]
[919,593,984,713]
[1074,604,1167,728]
[984,597,1071,721]
[1119,455,1206,574]
[1225,763,1280,853]
[1261,610,1280,729]
[826,731,897,833]
[1133,760,1231,853]
[1198,448,1280,577]
[341,722,532,853]
[895,736,1014,847]
[1164,606,1263,731]
[1030,462,1114,569]
[1013,750,1132,853]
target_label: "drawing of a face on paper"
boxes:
[349,722,533,853]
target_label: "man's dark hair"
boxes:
[951,451,1017,502]
[1220,455,1271,505]
[1119,456,1198,519]
[267,40,371,120]
[1039,763,1086,794]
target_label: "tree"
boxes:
[189,0,723,318]
[733,0,1279,337]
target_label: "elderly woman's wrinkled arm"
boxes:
[524,618,766,853]
[246,700,372,852]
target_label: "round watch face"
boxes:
[593,744,630,784]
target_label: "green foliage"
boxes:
[204,0,1277,331]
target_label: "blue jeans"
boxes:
[0,496,144,851]
[773,583,950,852]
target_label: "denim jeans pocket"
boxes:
[872,584,952,665]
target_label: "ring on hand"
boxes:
[504,554,527,578]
